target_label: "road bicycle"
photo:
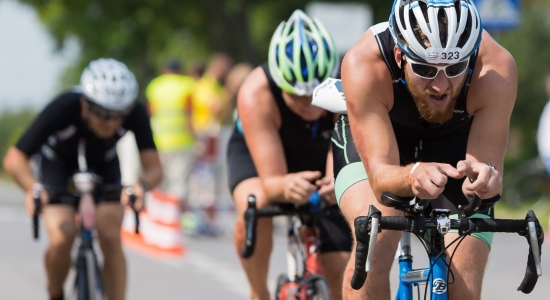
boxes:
[350,192,544,299]
[32,139,138,300]
[240,192,331,300]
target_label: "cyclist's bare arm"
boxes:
[343,31,464,202]
[237,67,318,205]
[461,31,518,199]
[3,147,35,191]
[120,149,162,209]
[3,147,47,214]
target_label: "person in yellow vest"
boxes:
[192,53,233,135]
[186,53,233,235]
[146,59,196,205]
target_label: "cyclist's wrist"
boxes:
[138,177,150,192]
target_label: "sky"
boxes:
[0,0,78,112]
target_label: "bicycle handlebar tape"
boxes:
[241,195,258,259]
[518,210,544,294]
[351,216,371,290]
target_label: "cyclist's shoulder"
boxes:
[237,65,275,106]
[43,87,82,113]
[476,31,516,75]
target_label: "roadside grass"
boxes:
[495,197,550,230]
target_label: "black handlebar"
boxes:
[350,193,543,294]
[126,187,140,234]
[240,194,322,259]
[32,188,41,240]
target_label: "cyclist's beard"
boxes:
[405,70,466,124]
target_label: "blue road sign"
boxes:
[473,0,521,30]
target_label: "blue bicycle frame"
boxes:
[396,232,448,300]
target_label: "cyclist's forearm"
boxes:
[369,163,414,201]
[139,164,162,190]
[3,147,37,191]
[261,175,287,203]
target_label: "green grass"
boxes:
[495,197,550,230]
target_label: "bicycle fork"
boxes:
[396,232,448,300]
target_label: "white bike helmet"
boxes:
[389,0,482,64]
[80,58,138,112]
[268,9,339,96]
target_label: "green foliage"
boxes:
[499,3,550,167]
[17,0,390,96]
[0,110,37,170]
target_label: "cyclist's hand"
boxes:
[457,160,501,199]
[24,185,48,216]
[121,183,145,212]
[283,171,321,205]
[410,163,464,200]
[316,176,336,205]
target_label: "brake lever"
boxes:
[366,210,380,272]
[517,210,543,294]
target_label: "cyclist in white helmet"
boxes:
[227,9,351,299]
[324,0,516,298]
[3,58,162,300]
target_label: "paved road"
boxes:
[1,180,550,299]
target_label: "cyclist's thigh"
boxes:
[40,155,77,241]
[43,206,76,243]
[445,233,489,299]
[317,206,352,253]
[96,204,124,243]
[332,115,367,206]
[227,127,258,198]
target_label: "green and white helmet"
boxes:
[268,9,339,96]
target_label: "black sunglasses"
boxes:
[87,102,127,121]
[404,55,470,80]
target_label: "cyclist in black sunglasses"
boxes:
[317,1,517,299]
[3,58,162,300]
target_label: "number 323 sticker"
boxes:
[424,47,461,64]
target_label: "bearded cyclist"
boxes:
[227,9,352,300]
[328,0,517,299]
[3,58,162,300]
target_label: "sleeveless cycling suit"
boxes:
[333,22,479,213]
[226,62,351,253]
[15,88,156,205]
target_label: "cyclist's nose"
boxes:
[429,71,450,94]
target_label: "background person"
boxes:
[146,58,196,206]
[3,58,162,300]
[227,9,351,300]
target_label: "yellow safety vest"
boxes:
[192,75,227,135]
[146,74,195,152]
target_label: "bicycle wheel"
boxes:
[274,274,291,300]
[308,278,330,300]
[75,255,89,300]
[84,249,105,300]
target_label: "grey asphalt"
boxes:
[2,180,550,299]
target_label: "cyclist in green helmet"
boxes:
[227,9,351,300]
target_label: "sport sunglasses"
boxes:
[403,55,470,80]
[87,102,128,121]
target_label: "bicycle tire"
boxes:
[274,274,290,300]
[84,249,105,300]
[76,255,89,300]
[309,278,330,300]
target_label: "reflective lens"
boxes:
[405,56,469,80]
[88,102,126,120]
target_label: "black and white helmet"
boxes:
[80,58,138,111]
[389,0,482,64]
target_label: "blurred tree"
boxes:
[0,110,36,171]
[17,0,391,95]
[498,2,550,167]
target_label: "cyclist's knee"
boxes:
[97,226,122,253]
